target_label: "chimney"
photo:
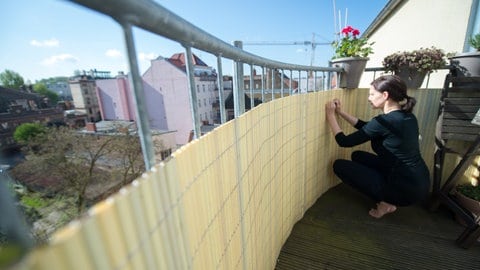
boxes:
[86,122,97,132]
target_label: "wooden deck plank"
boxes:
[276,184,480,270]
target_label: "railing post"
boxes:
[261,67,266,102]
[280,69,284,98]
[216,55,227,124]
[233,41,245,117]
[250,64,254,109]
[289,70,293,95]
[271,68,275,101]
[121,23,155,170]
[184,45,201,139]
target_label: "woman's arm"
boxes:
[326,101,370,147]
[334,99,359,127]
[325,101,342,135]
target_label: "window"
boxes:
[160,149,172,160]
[245,84,249,89]
[204,99,206,106]
[197,85,200,93]
[198,100,201,108]
[202,85,205,92]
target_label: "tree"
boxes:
[0,69,25,90]
[111,130,145,185]
[33,83,59,105]
[13,123,46,144]
[13,126,148,214]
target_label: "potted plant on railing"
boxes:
[331,25,374,89]
[449,32,480,78]
[382,46,447,89]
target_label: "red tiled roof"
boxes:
[167,53,208,69]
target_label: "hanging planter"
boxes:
[394,66,428,89]
[449,52,480,78]
[331,57,369,89]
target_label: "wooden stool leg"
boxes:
[429,147,446,211]
[457,225,480,249]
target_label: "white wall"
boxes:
[360,0,474,88]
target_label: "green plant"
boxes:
[21,193,49,209]
[457,184,480,201]
[332,26,374,59]
[469,33,480,51]
[382,46,447,74]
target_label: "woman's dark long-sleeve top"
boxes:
[334,110,430,203]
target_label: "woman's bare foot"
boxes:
[369,201,397,218]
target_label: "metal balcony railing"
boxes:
[4,1,452,270]
[67,0,342,170]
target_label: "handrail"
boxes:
[68,0,340,72]
[67,0,342,170]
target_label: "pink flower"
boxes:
[341,26,354,35]
[333,25,374,58]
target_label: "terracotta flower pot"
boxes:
[455,191,480,217]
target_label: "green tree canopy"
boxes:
[13,123,46,144]
[33,83,59,104]
[0,69,25,90]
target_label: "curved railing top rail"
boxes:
[68,0,340,72]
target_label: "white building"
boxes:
[142,53,218,145]
[360,0,479,88]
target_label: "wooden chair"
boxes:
[430,75,480,249]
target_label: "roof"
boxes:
[0,86,42,100]
[363,0,404,38]
[167,53,208,71]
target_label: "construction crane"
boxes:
[243,34,332,67]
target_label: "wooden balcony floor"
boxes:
[275,184,480,269]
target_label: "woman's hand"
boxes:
[333,98,342,113]
[325,101,336,116]
[325,100,342,135]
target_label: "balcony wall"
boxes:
[19,88,446,269]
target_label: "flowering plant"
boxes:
[383,47,447,74]
[332,26,374,59]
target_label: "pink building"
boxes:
[96,53,218,146]
[96,72,136,122]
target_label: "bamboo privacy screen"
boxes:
[19,88,441,270]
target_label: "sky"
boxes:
[1,0,389,83]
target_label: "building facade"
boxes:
[360,0,479,88]
[96,72,136,122]
[0,86,64,151]
[142,53,218,145]
[69,75,102,122]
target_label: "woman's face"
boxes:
[368,86,387,109]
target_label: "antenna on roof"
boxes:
[333,0,337,42]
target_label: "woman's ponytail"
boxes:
[401,96,416,113]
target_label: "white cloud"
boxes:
[42,54,79,66]
[138,52,158,61]
[105,49,122,58]
[30,38,59,47]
